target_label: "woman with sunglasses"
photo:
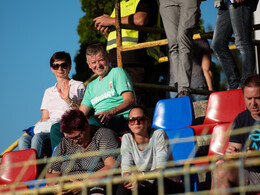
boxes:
[18,51,85,158]
[117,106,184,195]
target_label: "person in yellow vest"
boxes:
[93,0,158,104]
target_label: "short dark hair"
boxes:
[86,43,107,62]
[242,74,260,92]
[50,51,72,67]
[60,109,87,134]
[128,105,149,118]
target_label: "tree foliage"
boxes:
[73,0,114,82]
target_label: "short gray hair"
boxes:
[86,43,107,62]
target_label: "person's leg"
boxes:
[212,163,240,195]
[116,184,132,195]
[159,0,180,92]
[88,115,103,127]
[211,5,240,89]
[162,178,184,194]
[18,135,33,150]
[30,132,50,158]
[244,167,260,194]
[106,116,130,135]
[177,0,201,93]
[229,3,256,87]
[117,180,157,195]
[50,122,64,150]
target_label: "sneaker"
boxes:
[177,90,191,98]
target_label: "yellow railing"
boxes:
[1,126,260,194]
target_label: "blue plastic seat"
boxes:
[152,96,195,130]
[165,127,197,191]
[165,128,196,164]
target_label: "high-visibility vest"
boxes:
[106,0,140,51]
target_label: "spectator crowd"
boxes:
[17,0,260,194]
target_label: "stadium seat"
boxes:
[165,128,196,163]
[0,149,37,185]
[186,89,246,135]
[165,128,198,191]
[0,184,29,193]
[152,96,195,130]
[208,123,231,157]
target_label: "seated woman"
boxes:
[46,109,121,195]
[18,51,85,158]
[117,106,184,195]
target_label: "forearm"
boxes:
[87,166,113,180]
[94,12,148,27]
[41,110,50,122]
[123,12,148,26]
[109,98,135,116]
[46,171,61,186]
[201,54,214,91]
[203,70,214,91]
[79,104,91,116]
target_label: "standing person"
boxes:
[116,106,184,195]
[46,109,121,195]
[168,38,214,101]
[159,0,201,97]
[50,44,136,149]
[93,0,158,104]
[18,51,85,158]
[213,74,260,194]
[190,39,214,101]
[211,0,259,90]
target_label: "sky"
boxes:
[0,0,217,154]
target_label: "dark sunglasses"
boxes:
[128,116,147,125]
[51,62,69,70]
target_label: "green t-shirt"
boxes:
[81,67,135,118]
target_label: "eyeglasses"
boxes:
[51,62,69,70]
[67,131,82,141]
[128,116,147,125]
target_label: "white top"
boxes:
[40,79,85,119]
[121,129,171,175]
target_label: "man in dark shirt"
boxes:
[213,74,260,194]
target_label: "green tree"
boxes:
[73,0,114,82]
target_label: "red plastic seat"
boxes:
[0,184,29,193]
[208,123,231,157]
[186,89,246,135]
[0,149,37,185]
[192,122,231,166]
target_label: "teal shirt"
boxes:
[81,67,135,118]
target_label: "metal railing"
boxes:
[1,125,260,194]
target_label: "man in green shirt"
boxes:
[50,44,136,149]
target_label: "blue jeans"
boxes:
[211,1,255,89]
[18,133,51,158]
